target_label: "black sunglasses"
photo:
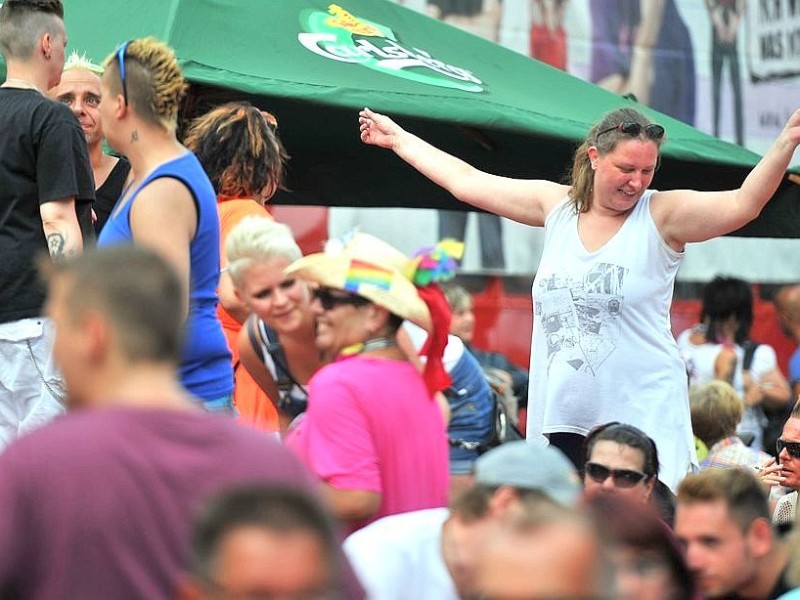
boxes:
[115,40,130,105]
[597,121,665,141]
[584,461,649,488]
[312,288,370,311]
[777,439,800,459]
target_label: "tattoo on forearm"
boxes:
[47,233,70,259]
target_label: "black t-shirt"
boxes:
[94,155,131,236]
[0,88,95,323]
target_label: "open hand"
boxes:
[359,107,401,150]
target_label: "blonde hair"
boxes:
[103,37,187,131]
[689,380,743,447]
[63,50,103,74]
[225,216,302,288]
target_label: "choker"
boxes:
[339,336,398,358]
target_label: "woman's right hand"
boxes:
[359,107,401,150]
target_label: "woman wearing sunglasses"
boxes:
[97,38,233,411]
[360,104,800,494]
[225,216,323,433]
[282,232,450,533]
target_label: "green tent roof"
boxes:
[2,0,798,236]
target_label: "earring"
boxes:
[591,161,597,170]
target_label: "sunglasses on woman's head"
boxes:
[777,438,800,459]
[312,288,370,311]
[584,461,649,488]
[596,121,665,141]
[115,40,131,105]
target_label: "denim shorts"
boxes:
[447,350,494,474]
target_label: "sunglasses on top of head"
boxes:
[596,121,665,142]
[115,40,131,105]
[777,438,800,459]
[584,461,649,488]
[312,288,370,311]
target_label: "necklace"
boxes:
[2,78,42,94]
[339,336,398,358]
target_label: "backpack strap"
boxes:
[257,319,308,401]
[742,340,759,372]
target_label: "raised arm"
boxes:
[40,197,83,259]
[359,108,567,227]
[653,108,800,247]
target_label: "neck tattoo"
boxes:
[130,130,139,142]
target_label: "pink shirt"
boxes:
[287,356,449,531]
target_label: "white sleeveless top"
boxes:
[527,191,697,491]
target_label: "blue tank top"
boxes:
[98,153,233,402]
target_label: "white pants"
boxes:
[0,317,65,451]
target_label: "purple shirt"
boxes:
[0,407,363,599]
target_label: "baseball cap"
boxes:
[474,441,582,507]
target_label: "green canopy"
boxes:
[3,0,798,236]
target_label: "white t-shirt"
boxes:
[343,507,458,600]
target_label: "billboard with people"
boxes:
[330,0,800,281]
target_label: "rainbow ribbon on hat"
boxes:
[344,259,394,292]
[406,239,464,286]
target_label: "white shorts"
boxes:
[0,317,66,451]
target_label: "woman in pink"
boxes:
[284,233,451,533]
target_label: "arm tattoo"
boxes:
[47,232,70,259]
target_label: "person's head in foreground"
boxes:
[184,101,288,204]
[475,500,613,600]
[570,106,666,214]
[178,485,343,600]
[583,421,659,504]
[42,245,184,409]
[433,441,582,599]
[675,468,787,600]
[586,493,695,600]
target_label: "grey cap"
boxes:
[474,441,582,507]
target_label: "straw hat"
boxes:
[284,232,433,333]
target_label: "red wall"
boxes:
[469,277,796,376]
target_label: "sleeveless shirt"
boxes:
[527,191,696,491]
[98,153,233,402]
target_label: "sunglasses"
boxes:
[312,288,370,311]
[596,121,665,141]
[115,40,130,105]
[777,439,800,459]
[584,461,649,488]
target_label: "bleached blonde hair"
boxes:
[63,50,103,74]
